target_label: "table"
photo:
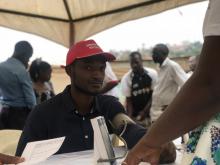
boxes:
[36,147,183,165]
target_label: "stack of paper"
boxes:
[19,137,65,165]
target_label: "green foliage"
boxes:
[110,41,203,61]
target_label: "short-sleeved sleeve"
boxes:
[104,62,118,83]
[171,63,188,87]
[17,71,36,107]
[144,67,158,88]
[203,0,220,37]
[121,71,132,97]
[98,95,126,121]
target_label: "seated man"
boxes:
[16,40,176,163]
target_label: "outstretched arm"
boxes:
[125,97,134,118]
[100,80,120,94]
[123,1,220,164]
[0,153,24,165]
[123,36,220,165]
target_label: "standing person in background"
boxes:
[121,51,157,127]
[101,62,120,98]
[187,55,200,77]
[0,41,36,130]
[29,58,55,104]
[123,0,220,164]
[150,44,188,122]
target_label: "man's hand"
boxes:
[0,153,25,165]
[122,141,161,165]
[137,111,146,121]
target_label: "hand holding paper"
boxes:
[18,137,65,165]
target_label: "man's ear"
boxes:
[65,65,71,76]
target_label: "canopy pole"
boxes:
[63,0,75,47]
[69,22,75,47]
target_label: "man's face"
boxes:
[188,56,197,71]
[152,49,164,64]
[130,54,143,73]
[68,56,106,95]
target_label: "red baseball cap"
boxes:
[66,39,116,66]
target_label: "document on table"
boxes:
[19,137,65,165]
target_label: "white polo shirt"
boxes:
[203,0,220,37]
[103,62,119,98]
[121,67,158,97]
[150,58,188,122]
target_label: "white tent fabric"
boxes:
[0,0,206,48]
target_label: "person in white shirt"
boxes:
[102,62,120,98]
[123,0,220,164]
[150,43,188,122]
[121,51,157,127]
[187,55,200,78]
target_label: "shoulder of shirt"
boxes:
[121,69,132,80]
[96,94,119,102]
[143,67,158,78]
[168,59,184,71]
[0,58,26,71]
[33,93,62,113]
[96,95,124,113]
[163,59,179,70]
[143,67,157,73]
[166,58,178,66]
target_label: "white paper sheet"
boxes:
[19,137,65,165]
[33,146,183,165]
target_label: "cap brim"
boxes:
[101,52,116,61]
[60,65,66,69]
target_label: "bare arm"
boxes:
[99,80,120,94]
[0,153,24,164]
[143,36,220,147]
[123,36,220,165]
[138,97,152,120]
[126,97,134,118]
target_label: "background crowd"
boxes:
[0,0,218,164]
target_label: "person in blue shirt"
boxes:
[0,41,36,130]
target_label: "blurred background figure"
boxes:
[29,58,55,104]
[101,62,120,98]
[150,44,189,144]
[150,43,188,122]
[0,41,36,130]
[187,55,200,77]
[121,51,157,128]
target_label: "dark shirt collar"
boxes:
[61,85,101,117]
